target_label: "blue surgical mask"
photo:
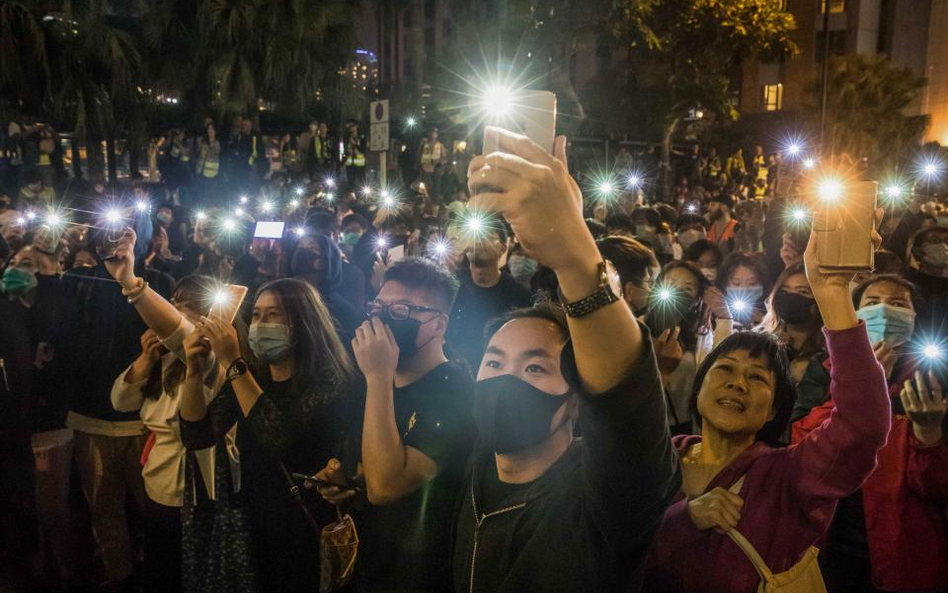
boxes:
[248,323,292,363]
[857,303,915,347]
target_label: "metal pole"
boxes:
[819,0,832,154]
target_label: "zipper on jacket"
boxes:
[469,480,527,593]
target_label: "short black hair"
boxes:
[632,207,662,229]
[605,212,634,235]
[341,213,368,231]
[677,213,709,231]
[585,218,608,239]
[709,193,735,211]
[851,273,925,313]
[597,235,657,288]
[691,331,795,447]
[304,207,338,235]
[483,298,580,391]
[383,257,459,312]
[682,239,721,265]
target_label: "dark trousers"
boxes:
[142,496,182,593]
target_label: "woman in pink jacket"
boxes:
[644,225,891,592]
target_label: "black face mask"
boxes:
[473,374,570,454]
[773,291,821,326]
[379,310,423,360]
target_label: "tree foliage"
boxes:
[817,53,928,168]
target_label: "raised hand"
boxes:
[467,128,593,276]
[901,370,946,446]
[199,316,240,370]
[655,327,683,376]
[103,227,138,289]
[352,317,399,385]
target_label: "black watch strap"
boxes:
[225,358,249,382]
[559,284,620,317]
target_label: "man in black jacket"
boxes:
[447,220,531,370]
[453,127,681,592]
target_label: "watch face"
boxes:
[604,260,622,297]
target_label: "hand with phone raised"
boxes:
[804,208,884,330]
[467,127,591,279]
[103,226,138,290]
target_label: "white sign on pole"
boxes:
[369,99,390,152]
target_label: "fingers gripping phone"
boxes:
[814,180,877,273]
[291,473,362,493]
[482,90,557,154]
[208,284,249,325]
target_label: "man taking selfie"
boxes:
[452,128,681,592]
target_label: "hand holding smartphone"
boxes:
[814,180,877,273]
[208,284,249,325]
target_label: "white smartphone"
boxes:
[253,221,285,239]
[386,244,405,263]
[483,90,557,153]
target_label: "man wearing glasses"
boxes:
[315,258,475,592]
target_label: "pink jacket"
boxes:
[644,323,891,593]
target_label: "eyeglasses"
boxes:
[365,300,443,321]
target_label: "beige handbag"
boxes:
[727,477,828,593]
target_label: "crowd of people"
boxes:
[1,114,947,593]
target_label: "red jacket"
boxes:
[644,324,890,592]
[793,360,948,592]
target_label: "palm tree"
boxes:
[0,0,52,108]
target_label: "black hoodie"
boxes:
[452,336,681,593]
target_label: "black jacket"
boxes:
[452,337,681,593]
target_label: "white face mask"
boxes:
[700,267,718,282]
[678,229,706,249]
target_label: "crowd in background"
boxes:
[1,114,947,593]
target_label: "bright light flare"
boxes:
[234,207,245,217]
[295,186,305,196]
[362,186,373,197]
[289,199,300,208]
[239,195,249,204]
[658,288,672,301]
[628,174,642,189]
[818,179,844,202]
[731,299,748,313]
[786,143,801,156]
[195,211,207,221]
[922,344,944,360]
[294,226,306,237]
[792,208,807,221]
[406,116,417,128]
[482,84,515,118]
[213,290,230,306]
[324,177,337,189]
[687,204,697,213]
[598,180,615,196]
[45,213,63,227]
[260,201,273,213]
[105,209,122,224]
[136,201,149,212]
[886,185,903,199]
[222,218,237,232]
[376,236,388,250]
[15,216,26,226]
[803,158,816,170]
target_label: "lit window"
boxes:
[821,0,845,13]
[762,83,783,111]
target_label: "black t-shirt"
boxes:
[353,361,475,592]
[480,462,532,513]
[447,270,532,370]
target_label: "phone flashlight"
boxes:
[239,196,249,204]
[818,179,844,202]
[295,186,305,196]
[136,201,149,212]
[25,211,37,221]
[195,211,207,221]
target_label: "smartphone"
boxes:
[208,284,249,325]
[815,180,877,273]
[290,473,362,493]
[253,220,285,239]
[483,90,557,153]
[386,244,405,263]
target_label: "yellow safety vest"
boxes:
[346,140,365,167]
[249,136,258,165]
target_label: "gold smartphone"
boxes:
[208,284,249,324]
[815,180,877,273]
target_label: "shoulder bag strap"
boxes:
[278,462,321,532]
[726,474,775,583]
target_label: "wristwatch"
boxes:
[558,260,622,318]
[225,358,249,382]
